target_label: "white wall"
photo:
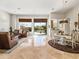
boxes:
[0,10,10,32]
[51,13,65,19]
[50,4,79,34]
[49,13,65,35]
[10,14,17,31]
[65,5,79,32]
[50,13,71,34]
[50,13,65,30]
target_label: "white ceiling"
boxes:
[0,0,78,15]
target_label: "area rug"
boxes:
[48,40,79,54]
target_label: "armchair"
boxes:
[0,32,18,49]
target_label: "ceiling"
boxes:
[0,0,78,15]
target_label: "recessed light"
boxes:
[52,8,54,10]
[17,8,21,10]
[65,1,68,3]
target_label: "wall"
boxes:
[65,5,79,32]
[10,14,17,31]
[50,13,65,30]
[51,13,65,19]
[49,13,65,35]
[0,10,10,32]
[50,4,79,34]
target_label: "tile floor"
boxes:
[0,35,79,59]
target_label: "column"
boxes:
[32,18,34,35]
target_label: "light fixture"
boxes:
[65,0,68,3]
[59,0,68,24]
[60,20,68,23]
[52,8,54,10]
[17,8,21,10]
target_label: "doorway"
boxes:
[34,18,47,35]
[18,18,47,35]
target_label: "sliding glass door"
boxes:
[34,18,47,35]
[34,22,47,35]
[18,18,32,32]
[18,18,47,35]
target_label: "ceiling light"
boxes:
[52,8,54,10]
[17,8,21,10]
[65,1,68,3]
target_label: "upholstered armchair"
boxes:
[0,32,18,49]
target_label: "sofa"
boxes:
[0,32,18,49]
